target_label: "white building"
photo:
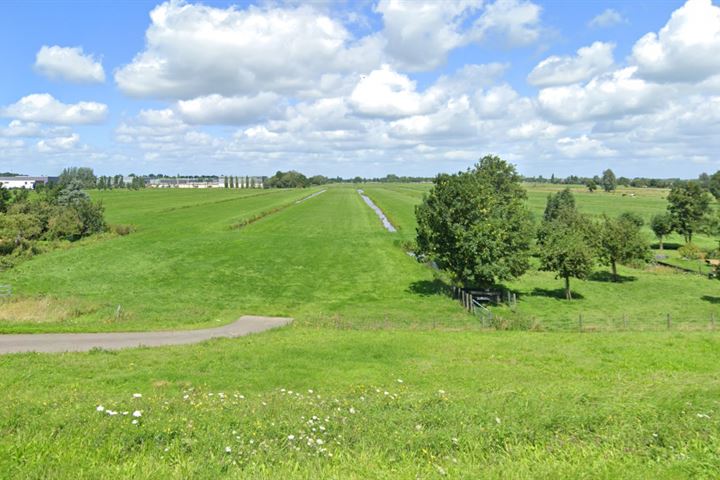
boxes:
[0,176,54,189]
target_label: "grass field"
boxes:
[1,184,720,478]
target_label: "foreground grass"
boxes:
[1,327,719,478]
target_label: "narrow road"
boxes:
[0,316,292,354]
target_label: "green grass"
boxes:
[2,328,719,478]
[0,186,467,333]
[2,184,720,478]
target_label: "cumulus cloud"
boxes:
[349,65,440,118]
[37,134,81,153]
[0,94,108,125]
[632,0,720,82]
[177,93,281,125]
[528,42,615,87]
[537,67,663,123]
[471,0,542,46]
[35,45,105,83]
[115,1,381,99]
[588,9,626,28]
[376,0,482,71]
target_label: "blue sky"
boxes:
[1,0,718,178]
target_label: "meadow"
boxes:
[1,184,720,478]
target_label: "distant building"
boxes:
[146,176,264,189]
[0,176,56,189]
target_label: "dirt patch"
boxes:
[0,296,99,324]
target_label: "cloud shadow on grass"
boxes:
[530,287,585,300]
[588,271,638,283]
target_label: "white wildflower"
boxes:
[349,407,356,414]
[131,419,138,425]
[96,405,105,412]
[132,410,142,418]
[316,438,324,445]
[225,446,232,453]
[133,393,142,398]
[495,417,501,424]
[287,435,295,441]
[397,379,403,383]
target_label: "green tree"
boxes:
[537,208,596,300]
[543,188,576,221]
[650,213,674,251]
[235,176,240,189]
[667,182,711,243]
[586,179,597,193]
[415,155,534,287]
[597,215,650,281]
[58,167,97,189]
[708,170,720,200]
[618,211,644,228]
[601,169,617,192]
[224,176,229,188]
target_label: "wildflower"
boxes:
[288,435,295,441]
[133,393,142,398]
[131,419,138,425]
[183,395,189,400]
[107,410,118,416]
[316,439,324,445]
[384,391,389,396]
[319,426,326,431]
[308,389,314,394]
[495,417,501,424]
[397,379,403,383]
[349,407,356,414]
[239,395,245,399]
[415,424,422,431]
[96,405,105,412]
[132,410,142,418]
[438,390,446,395]
[225,446,232,453]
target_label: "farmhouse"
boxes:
[146,176,265,188]
[0,176,56,189]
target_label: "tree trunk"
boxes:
[659,236,664,251]
[564,276,572,300]
[611,260,618,281]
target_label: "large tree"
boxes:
[58,167,97,189]
[650,213,673,251]
[667,182,711,243]
[601,169,617,192]
[597,214,651,281]
[415,155,533,287]
[543,188,576,221]
[537,208,596,300]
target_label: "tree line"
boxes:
[0,180,107,269]
[415,156,717,301]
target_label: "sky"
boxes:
[1,0,719,178]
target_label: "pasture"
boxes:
[1,184,720,478]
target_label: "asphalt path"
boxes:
[0,316,292,354]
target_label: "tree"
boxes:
[667,182,711,243]
[618,211,644,228]
[597,215,650,281]
[708,171,720,200]
[58,167,97,189]
[537,208,596,300]
[224,176,229,188]
[586,179,597,193]
[601,169,617,192]
[265,171,309,188]
[650,213,673,251]
[543,188,576,222]
[235,176,240,189]
[415,155,534,287]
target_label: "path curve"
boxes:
[0,316,292,354]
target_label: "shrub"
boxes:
[111,224,135,236]
[678,243,704,260]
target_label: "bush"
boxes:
[678,243,704,260]
[111,224,134,236]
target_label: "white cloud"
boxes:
[35,45,105,83]
[0,94,108,125]
[37,134,81,153]
[632,0,720,82]
[556,135,616,157]
[349,65,440,118]
[115,1,381,99]
[177,93,281,125]
[471,0,542,47]
[588,9,626,28]
[537,67,663,123]
[528,42,615,87]
[376,0,482,71]
[0,120,42,137]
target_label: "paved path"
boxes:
[0,316,292,354]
